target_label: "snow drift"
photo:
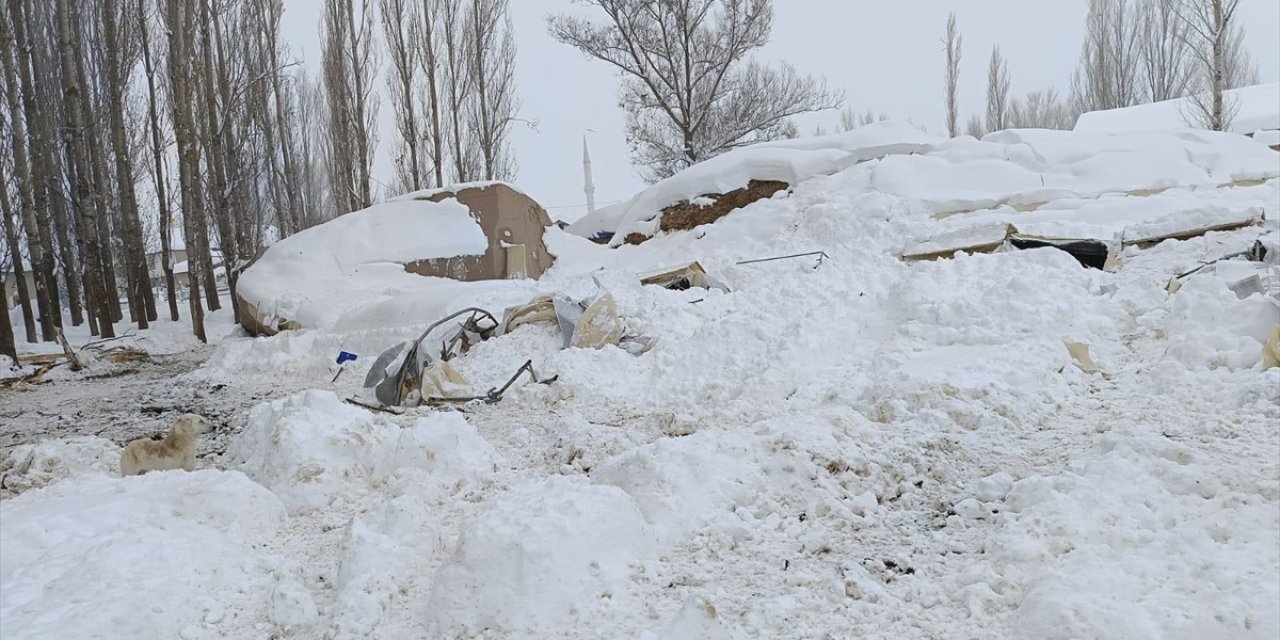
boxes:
[1074,82,1280,135]
[235,197,509,335]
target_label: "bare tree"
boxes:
[293,70,330,225]
[321,0,378,214]
[101,0,156,330]
[465,0,519,181]
[1008,88,1077,129]
[382,0,426,192]
[549,0,842,182]
[419,0,445,187]
[137,0,180,321]
[1071,0,1144,113]
[164,0,206,342]
[440,0,477,183]
[1177,0,1257,130]
[985,45,1011,132]
[57,0,115,338]
[1,2,40,342]
[942,12,962,138]
[965,114,986,138]
[4,0,61,341]
[1138,0,1193,101]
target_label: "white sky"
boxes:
[281,0,1280,221]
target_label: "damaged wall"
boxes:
[406,184,556,281]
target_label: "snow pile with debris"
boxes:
[224,390,496,512]
[0,436,121,496]
[3,122,1278,639]
[1074,82,1280,135]
[235,198,500,333]
[570,121,940,240]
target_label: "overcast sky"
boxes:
[281,1,1280,221]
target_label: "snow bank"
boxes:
[854,128,1278,215]
[985,431,1280,640]
[0,436,120,496]
[236,198,492,332]
[426,476,655,635]
[593,431,765,542]
[389,180,529,202]
[569,121,940,241]
[1163,269,1279,370]
[225,390,496,512]
[0,471,307,640]
[1074,82,1280,135]
[156,120,1279,638]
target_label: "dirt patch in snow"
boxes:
[659,179,789,232]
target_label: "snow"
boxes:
[1074,82,1280,135]
[0,470,305,640]
[4,121,1280,639]
[235,197,500,333]
[389,180,530,202]
[426,476,656,636]
[568,121,941,240]
[224,390,496,512]
[854,128,1278,216]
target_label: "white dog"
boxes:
[120,414,212,477]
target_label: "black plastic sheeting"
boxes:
[1010,237,1110,270]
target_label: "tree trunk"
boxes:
[56,0,114,338]
[0,160,34,345]
[138,0,179,322]
[1210,0,1225,131]
[165,0,206,342]
[101,0,152,329]
[6,0,59,341]
[0,6,38,343]
[204,0,238,322]
[0,276,14,360]
[74,19,123,327]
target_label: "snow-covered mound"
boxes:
[14,120,1273,639]
[849,127,1278,215]
[569,121,940,241]
[426,476,656,635]
[225,390,496,512]
[0,436,121,496]
[236,196,520,334]
[573,123,1276,248]
[0,471,310,639]
[1074,82,1280,135]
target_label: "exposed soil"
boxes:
[659,179,789,232]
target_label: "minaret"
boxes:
[582,135,596,217]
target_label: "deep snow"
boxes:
[2,124,1278,640]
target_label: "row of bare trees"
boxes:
[0,0,319,357]
[377,0,520,197]
[1,0,523,359]
[941,0,1260,140]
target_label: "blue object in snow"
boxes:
[336,351,358,365]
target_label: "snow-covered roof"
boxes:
[569,121,941,241]
[1073,82,1280,135]
[390,181,529,202]
[235,197,507,332]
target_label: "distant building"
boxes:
[3,269,36,310]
